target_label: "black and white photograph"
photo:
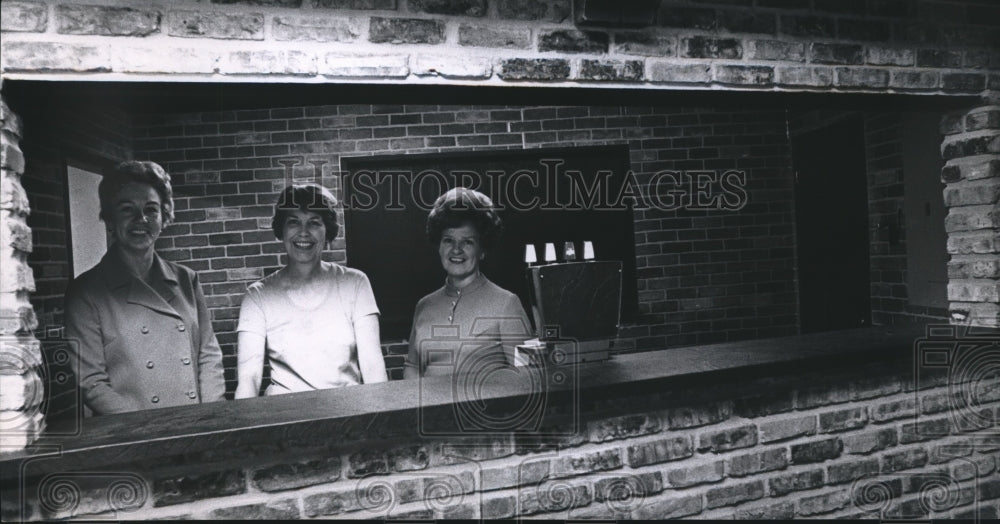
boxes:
[0,0,998,520]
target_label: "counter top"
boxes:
[0,324,930,480]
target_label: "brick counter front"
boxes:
[1,325,998,520]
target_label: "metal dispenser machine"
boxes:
[517,242,622,366]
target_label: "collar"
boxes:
[100,246,179,290]
[98,246,182,318]
[444,272,487,297]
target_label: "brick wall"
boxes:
[2,0,995,396]
[0,0,996,92]
[0,97,45,450]
[863,111,956,325]
[128,102,796,385]
[941,102,1000,327]
[865,111,912,324]
[787,109,953,327]
[13,97,133,334]
[3,95,134,422]
[7,353,998,520]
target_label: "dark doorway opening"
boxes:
[792,117,872,333]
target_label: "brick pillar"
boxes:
[940,93,1000,328]
[0,94,45,450]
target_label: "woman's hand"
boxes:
[355,313,388,384]
[235,331,266,398]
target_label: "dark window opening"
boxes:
[341,145,638,340]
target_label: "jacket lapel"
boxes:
[153,254,180,307]
[101,248,182,320]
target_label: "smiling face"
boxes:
[438,222,484,285]
[110,182,164,255]
[281,209,327,266]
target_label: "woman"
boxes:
[405,187,531,378]
[64,161,226,415]
[235,184,387,397]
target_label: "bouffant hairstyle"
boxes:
[98,161,175,224]
[426,187,503,252]
[271,184,339,241]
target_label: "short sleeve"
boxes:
[351,272,380,321]
[405,297,428,373]
[499,293,532,338]
[237,285,267,337]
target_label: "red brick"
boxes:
[152,470,245,507]
[818,406,869,433]
[480,460,548,490]
[538,29,608,54]
[733,500,794,519]
[768,468,824,496]
[663,460,724,488]
[588,414,660,442]
[727,448,788,477]
[827,457,880,484]
[881,447,929,473]
[167,10,264,40]
[698,424,758,453]
[871,397,916,423]
[759,415,817,443]
[208,499,299,519]
[1,2,47,32]
[796,383,850,408]
[632,494,703,519]
[842,427,897,455]
[790,438,843,464]
[56,4,160,36]
[518,482,591,515]
[498,59,570,81]
[626,436,693,467]
[250,456,341,492]
[458,24,530,49]
[705,480,764,509]
[593,472,664,501]
[899,418,951,443]
[302,486,360,517]
[797,488,850,516]
[481,495,516,519]
[1,41,110,72]
[551,449,622,478]
[665,401,733,429]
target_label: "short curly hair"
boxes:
[98,161,175,224]
[426,187,503,252]
[271,184,339,241]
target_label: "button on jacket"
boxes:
[64,248,227,415]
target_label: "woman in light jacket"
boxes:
[64,161,226,415]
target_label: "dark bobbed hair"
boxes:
[271,184,339,241]
[98,161,174,224]
[426,187,503,251]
